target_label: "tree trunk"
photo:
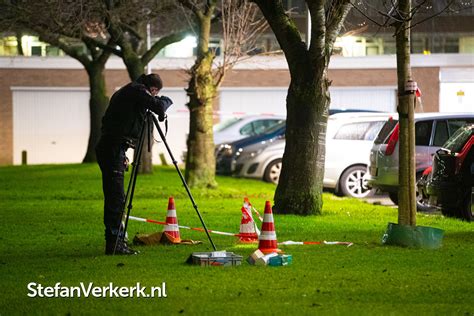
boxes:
[184,51,217,188]
[396,0,417,226]
[184,10,217,188]
[274,68,330,215]
[124,54,144,82]
[16,32,24,56]
[82,64,109,162]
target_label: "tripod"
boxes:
[114,110,217,254]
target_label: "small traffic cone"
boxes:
[163,197,181,242]
[258,201,281,254]
[239,197,259,243]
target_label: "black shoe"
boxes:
[105,239,139,255]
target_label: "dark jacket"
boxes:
[101,81,173,144]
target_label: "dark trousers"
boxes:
[95,138,128,242]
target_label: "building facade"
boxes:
[0,54,472,166]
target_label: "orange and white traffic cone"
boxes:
[239,197,259,243]
[258,201,281,254]
[163,196,181,242]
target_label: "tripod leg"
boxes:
[114,114,148,254]
[150,114,217,251]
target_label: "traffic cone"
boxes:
[258,201,281,254]
[239,197,259,243]
[163,196,181,242]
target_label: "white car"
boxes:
[213,115,285,145]
[232,112,392,198]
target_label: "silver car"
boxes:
[367,112,474,204]
[232,113,392,198]
[214,115,285,145]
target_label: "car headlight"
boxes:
[236,148,264,160]
[216,144,234,157]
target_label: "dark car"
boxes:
[419,124,474,221]
[216,121,286,175]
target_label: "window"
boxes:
[252,119,283,135]
[415,120,433,146]
[239,123,254,136]
[443,125,474,153]
[364,121,386,141]
[433,120,449,146]
[448,119,474,135]
[239,119,284,137]
[374,119,398,144]
[334,121,385,141]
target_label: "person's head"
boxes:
[137,73,163,96]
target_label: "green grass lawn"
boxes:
[0,164,472,315]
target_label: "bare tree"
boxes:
[250,0,352,215]
[83,0,191,173]
[0,1,112,163]
[351,0,472,226]
[178,0,267,188]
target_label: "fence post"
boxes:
[21,150,27,165]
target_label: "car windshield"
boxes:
[374,118,398,144]
[442,124,474,153]
[214,118,242,132]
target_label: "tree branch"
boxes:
[178,0,204,20]
[35,29,91,67]
[96,39,113,66]
[409,0,456,30]
[141,30,189,65]
[325,0,352,53]
[83,35,122,57]
[119,21,143,41]
[252,0,307,75]
[350,2,384,27]
[307,0,326,57]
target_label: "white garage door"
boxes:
[329,87,396,112]
[12,87,90,165]
[219,87,396,118]
[219,88,288,119]
[440,68,474,113]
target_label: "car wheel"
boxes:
[416,173,436,213]
[416,191,436,213]
[388,192,399,205]
[263,159,282,184]
[339,165,374,198]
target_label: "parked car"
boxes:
[220,112,391,198]
[213,109,381,145]
[417,124,474,221]
[216,121,286,175]
[213,115,285,145]
[367,112,474,205]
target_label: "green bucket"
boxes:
[382,222,444,249]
